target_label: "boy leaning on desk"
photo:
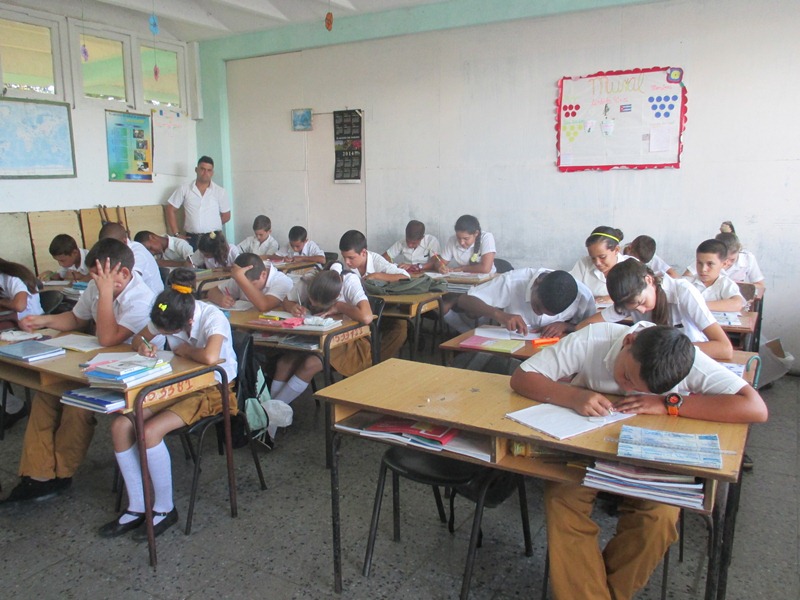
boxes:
[510,321,767,600]
[1,239,160,505]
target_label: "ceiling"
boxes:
[1,0,449,42]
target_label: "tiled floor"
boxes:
[0,352,797,599]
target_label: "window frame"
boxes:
[134,37,188,111]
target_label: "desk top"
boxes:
[316,359,748,482]
[274,260,318,274]
[228,309,368,340]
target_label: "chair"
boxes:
[367,295,387,364]
[114,330,268,534]
[158,266,170,285]
[0,382,31,441]
[324,252,339,269]
[363,446,532,600]
[493,258,514,273]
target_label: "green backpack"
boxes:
[362,276,448,295]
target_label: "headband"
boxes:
[171,284,193,294]
[593,232,620,243]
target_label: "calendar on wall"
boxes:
[556,66,687,172]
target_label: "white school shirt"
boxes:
[685,274,744,303]
[238,234,280,257]
[218,266,294,301]
[72,272,155,343]
[601,274,715,342]
[288,272,367,308]
[569,253,632,297]
[723,250,764,284]
[128,240,164,295]
[56,248,90,278]
[277,239,325,259]
[167,180,231,234]
[440,232,497,273]
[0,274,43,320]
[467,267,596,329]
[647,254,672,277]
[148,301,237,384]
[192,244,241,269]
[518,322,745,397]
[163,236,194,263]
[363,251,410,278]
[385,234,442,265]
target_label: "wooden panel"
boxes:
[125,205,166,237]
[27,210,82,276]
[0,213,35,271]
[79,208,104,250]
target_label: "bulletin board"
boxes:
[556,67,687,171]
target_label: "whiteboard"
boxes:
[556,67,687,171]
[152,108,190,177]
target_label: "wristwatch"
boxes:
[664,393,683,416]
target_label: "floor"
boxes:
[0,344,797,600]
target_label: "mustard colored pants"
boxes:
[545,480,679,600]
[19,392,96,480]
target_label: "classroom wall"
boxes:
[1,102,197,216]
[215,0,800,359]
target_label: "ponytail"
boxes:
[0,258,39,294]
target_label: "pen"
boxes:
[141,336,154,352]
[262,315,281,321]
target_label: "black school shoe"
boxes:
[1,476,71,504]
[98,511,146,538]
[131,507,179,541]
[3,404,29,430]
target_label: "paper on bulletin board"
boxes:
[105,110,153,182]
[556,67,687,171]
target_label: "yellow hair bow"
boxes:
[158,303,168,311]
[171,284,193,294]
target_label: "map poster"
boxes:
[0,98,76,179]
[333,109,362,183]
[105,110,153,182]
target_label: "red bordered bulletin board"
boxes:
[556,66,687,172]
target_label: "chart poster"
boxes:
[105,110,153,182]
[333,109,362,183]
[556,67,687,172]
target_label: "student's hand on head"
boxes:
[614,394,666,415]
[230,263,252,281]
[573,389,617,417]
[92,258,121,296]
[540,321,570,339]
[500,313,528,336]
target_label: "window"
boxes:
[79,34,127,102]
[0,17,56,95]
[140,44,182,107]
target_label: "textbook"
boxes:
[87,362,172,389]
[41,334,103,352]
[616,425,723,469]
[0,340,66,362]
[91,355,165,376]
[459,335,524,354]
[60,387,127,413]
[365,416,460,447]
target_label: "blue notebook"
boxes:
[0,340,66,362]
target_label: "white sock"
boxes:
[4,392,24,414]
[116,445,144,524]
[146,441,174,524]
[273,375,308,405]
[270,379,286,397]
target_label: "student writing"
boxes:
[192,230,241,270]
[0,258,43,322]
[382,219,441,271]
[45,234,90,282]
[622,234,679,278]
[133,230,194,267]
[276,225,325,264]
[99,222,164,295]
[207,252,293,312]
[237,214,280,258]
[426,214,496,274]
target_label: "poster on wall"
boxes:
[556,67,687,171]
[0,97,76,179]
[333,109,362,183]
[105,110,153,182]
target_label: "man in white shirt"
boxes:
[165,156,231,250]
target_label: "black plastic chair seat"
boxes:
[383,446,484,486]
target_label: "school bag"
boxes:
[361,276,448,296]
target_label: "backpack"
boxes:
[362,276,448,296]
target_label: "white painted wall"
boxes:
[1,102,196,216]
[224,0,800,358]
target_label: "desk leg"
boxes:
[219,377,238,518]
[717,477,743,599]
[705,481,728,600]
[324,345,334,469]
[410,311,421,362]
[135,402,157,568]
[330,431,343,593]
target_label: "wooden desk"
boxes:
[317,359,749,599]
[719,312,758,352]
[194,270,231,298]
[273,260,319,276]
[371,291,444,361]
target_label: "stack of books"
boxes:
[85,356,172,389]
[61,387,127,413]
[583,460,705,510]
[459,335,524,354]
[0,340,66,362]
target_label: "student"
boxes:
[99,222,164,295]
[719,220,735,234]
[338,230,408,359]
[276,226,326,264]
[426,215,496,274]
[579,258,733,360]
[237,215,279,258]
[715,230,766,292]
[5,239,159,504]
[99,269,237,539]
[47,234,90,282]
[192,230,241,270]
[569,226,631,301]
[684,239,746,312]
[457,269,595,338]
[382,219,441,271]
[269,265,373,421]
[0,258,43,322]
[207,252,293,312]
[623,234,679,278]
[509,322,767,600]
[133,230,194,267]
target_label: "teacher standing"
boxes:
[165,156,231,250]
